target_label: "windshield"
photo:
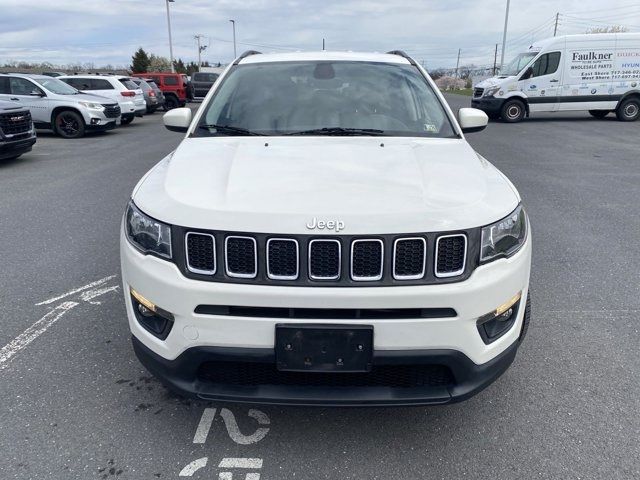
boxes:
[195,61,456,137]
[33,77,79,95]
[501,52,538,76]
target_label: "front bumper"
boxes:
[121,229,531,405]
[0,133,37,160]
[471,97,505,115]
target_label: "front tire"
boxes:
[589,110,610,119]
[54,110,85,139]
[615,97,640,122]
[120,116,134,125]
[164,96,179,110]
[500,99,526,123]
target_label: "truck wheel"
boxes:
[165,96,179,110]
[54,110,85,139]
[589,110,609,119]
[500,99,526,123]
[615,97,640,122]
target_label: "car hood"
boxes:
[475,76,517,89]
[69,92,117,104]
[133,137,520,234]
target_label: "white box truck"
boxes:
[472,33,640,122]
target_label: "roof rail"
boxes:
[386,50,417,66]
[233,50,262,65]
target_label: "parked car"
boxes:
[41,71,65,77]
[473,32,640,122]
[0,74,120,139]
[191,72,219,100]
[0,100,37,160]
[59,75,145,125]
[133,72,188,109]
[122,50,531,406]
[131,77,165,113]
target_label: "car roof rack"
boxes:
[233,50,262,65]
[386,50,417,66]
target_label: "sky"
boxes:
[1,0,639,69]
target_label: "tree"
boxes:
[131,47,150,72]
[147,54,171,72]
[173,58,187,74]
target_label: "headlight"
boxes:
[125,201,172,259]
[483,86,500,98]
[79,101,105,111]
[480,205,527,263]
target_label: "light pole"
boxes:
[229,19,237,58]
[499,0,510,71]
[165,0,175,72]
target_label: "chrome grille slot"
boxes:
[435,234,467,278]
[351,239,383,281]
[225,236,257,278]
[267,238,299,280]
[394,238,426,280]
[308,239,341,280]
[185,232,216,275]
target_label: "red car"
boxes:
[133,72,189,109]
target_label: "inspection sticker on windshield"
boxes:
[423,124,437,132]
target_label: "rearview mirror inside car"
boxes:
[163,108,192,133]
[458,108,488,133]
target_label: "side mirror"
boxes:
[30,90,45,97]
[458,108,488,133]
[163,107,192,133]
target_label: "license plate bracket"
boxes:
[275,324,373,372]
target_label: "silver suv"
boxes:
[0,74,121,139]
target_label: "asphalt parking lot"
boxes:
[1,96,639,480]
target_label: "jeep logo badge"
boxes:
[306,217,345,232]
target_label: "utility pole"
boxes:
[194,34,207,68]
[165,0,175,73]
[455,48,461,78]
[493,43,499,75]
[554,12,560,36]
[229,20,237,58]
[500,0,510,71]
[322,38,325,50]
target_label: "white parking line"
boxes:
[218,458,263,469]
[0,301,78,370]
[193,408,216,444]
[179,457,208,476]
[80,285,120,305]
[35,275,117,305]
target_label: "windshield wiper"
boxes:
[284,127,385,136]
[198,124,265,136]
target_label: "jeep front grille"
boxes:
[435,234,467,278]
[181,230,471,286]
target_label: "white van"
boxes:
[472,33,640,122]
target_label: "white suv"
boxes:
[0,74,121,138]
[59,75,146,125]
[121,51,532,406]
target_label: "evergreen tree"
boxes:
[173,58,187,74]
[131,47,150,72]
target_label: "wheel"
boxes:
[164,96,179,110]
[500,99,526,123]
[615,97,640,122]
[54,110,85,139]
[120,116,134,125]
[589,110,609,119]
[519,293,532,343]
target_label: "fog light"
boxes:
[477,292,522,344]
[130,287,174,340]
[90,118,100,125]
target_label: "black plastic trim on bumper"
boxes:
[471,97,505,115]
[132,335,519,407]
[86,121,117,132]
[0,135,36,160]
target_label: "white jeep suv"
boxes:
[121,51,531,406]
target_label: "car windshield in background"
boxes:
[195,61,456,137]
[501,52,538,76]
[33,77,78,95]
